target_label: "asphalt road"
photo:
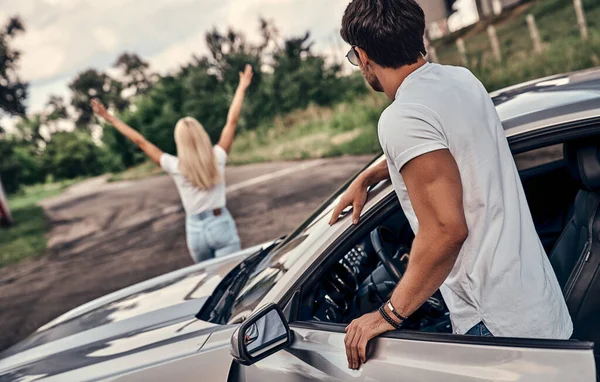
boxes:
[0,155,373,352]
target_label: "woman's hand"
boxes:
[238,64,253,90]
[90,98,111,120]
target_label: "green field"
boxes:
[433,0,600,91]
[0,180,80,267]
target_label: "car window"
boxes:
[227,156,381,321]
[514,144,564,171]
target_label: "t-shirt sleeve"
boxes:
[378,104,448,171]
[213,145,228,166]
[160,153,179,174]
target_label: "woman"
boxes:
[91,64,253,263]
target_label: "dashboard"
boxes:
[307,226,452,333]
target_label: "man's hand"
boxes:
[238,64,253,90]
[329,175,368,225]
[344,310,394,370]
[90,98,110,120]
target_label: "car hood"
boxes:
[0,243,268,381]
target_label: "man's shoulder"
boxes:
[379,100,437,126]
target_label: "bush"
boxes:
[0,139,24,194]
[42,132,106,180]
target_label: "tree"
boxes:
[0,17,28,131]
[113,52,156,96]
[42,131,106,180]
[69,69,127,132]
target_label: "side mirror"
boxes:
[230,303,293,366]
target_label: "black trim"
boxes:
[292,321,595,351]
[508,118,600,154]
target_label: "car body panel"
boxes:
[239,326,596,382]
[0,245,267,381]
[492,67,600,136]
[111,327,238,382]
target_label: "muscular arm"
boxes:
[387,149,468,318]
[218,64,253,154]
[329,160,390,225]
[344,150,468,369]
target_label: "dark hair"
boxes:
[341,0,427,68]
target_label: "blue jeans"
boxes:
[466,322,494,337]
[185,207,241,263]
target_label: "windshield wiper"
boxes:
[206,240,282,324]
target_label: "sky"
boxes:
[1,0,478,115]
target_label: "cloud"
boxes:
[93,27,119,53]
[4,0,478,114]
[149,30,209,75]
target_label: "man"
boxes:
[330,0,572,370]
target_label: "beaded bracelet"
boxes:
[378,305,402,330]
[386,300,407,322]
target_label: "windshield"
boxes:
[226,155,381,321]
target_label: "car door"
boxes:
[236,320,596,382]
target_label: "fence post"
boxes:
[526,14,543,54]
[573,0,589,41]
[424,35,438,63]
[456,38,468,66]
[487,25,502,62]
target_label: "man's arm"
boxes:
[90,99,163,165]
[344,149,468,369]
[330,160,390,225]
[218,64,253,154]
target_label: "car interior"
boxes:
[296,137,600,373]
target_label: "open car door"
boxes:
[232,304,596,382]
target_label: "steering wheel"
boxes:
[369,226,407,282]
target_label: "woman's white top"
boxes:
[160,145,227,215]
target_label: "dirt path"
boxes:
[0,155,373,352]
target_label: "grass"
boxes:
[0,179,80,268]
[108,161,164,182]
[229,93,388,164]
[432,0,600,91]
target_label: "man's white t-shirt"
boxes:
[378,62,572,338]
[160,145,227,215]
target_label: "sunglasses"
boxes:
[345,46,360,66]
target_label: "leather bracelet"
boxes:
[378,305,402,330]
[386,300,407,322]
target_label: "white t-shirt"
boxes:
[378,62,572,338]
[160,145,228,215]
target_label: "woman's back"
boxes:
[160,145,228,215]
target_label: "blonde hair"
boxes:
[174,117,221,189]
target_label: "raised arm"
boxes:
[218,64,253,154]
[90,99,163,165]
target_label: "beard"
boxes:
[361,64,384,92]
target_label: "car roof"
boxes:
[490,67,600,136]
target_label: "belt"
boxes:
[197,208,223,220]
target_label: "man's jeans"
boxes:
[465,322,494,337]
